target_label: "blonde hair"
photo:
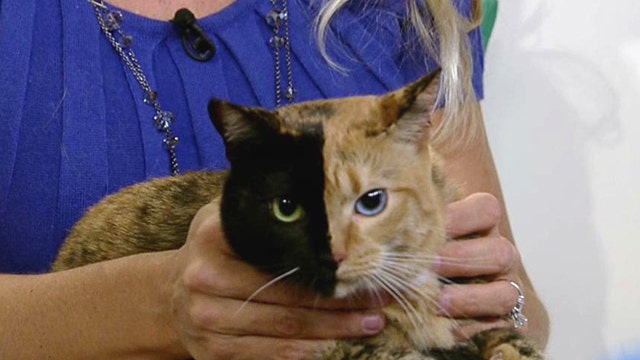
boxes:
[314,0,482,148]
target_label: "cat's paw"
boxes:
[304,340,338,360]
[488,343,522,360]
[475,328,544,360]
[328,339,433,360]
[485,340,545,360]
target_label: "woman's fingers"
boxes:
[438,193,525,324]
[437,280,522,319]
[445,192,502,238]
[186,293,386,339]
[435,236,519,278]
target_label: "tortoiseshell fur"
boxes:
[53,71,544,360]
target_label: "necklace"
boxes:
[90,0,180,176]
[88,0,296,176]
[267,0,296,106]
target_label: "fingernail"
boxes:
[362,314,385,334]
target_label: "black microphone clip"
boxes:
[171,8,216,62]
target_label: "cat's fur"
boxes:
[52,70,543,360]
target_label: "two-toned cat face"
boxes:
[208,70,444,298]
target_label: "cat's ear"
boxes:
[208,99,280,154]
[381,69,441,144]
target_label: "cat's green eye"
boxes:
[271,198,305,223]
[355,189,387,216]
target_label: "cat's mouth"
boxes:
[333,256,436,301]
[334,277,365,298]
[333,263,385,298]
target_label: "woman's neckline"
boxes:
[95,0,258,38]
[104,0,239,21]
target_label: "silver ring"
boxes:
[501,280,528,329]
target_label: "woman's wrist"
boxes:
[65,250,190,359]
[123,249,189,359]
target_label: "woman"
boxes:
[0,0,549,358]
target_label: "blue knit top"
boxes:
[0,0,484,273]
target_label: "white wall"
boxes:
[482,1,640,359]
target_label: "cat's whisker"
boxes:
[361,277,388,308]
[390,275,475,343]
[383,252,438,260]
[382,258,428,276]
[376,268,429,329]
[370,272,422,331]
[383,264,463,320]
[381,262,477,339]
[376,268,445,345]
[386,260,440,296]
[380,266,476,344]
[383,253,439,264]
[362,277,388,308]
[383,258,474,301]
[379,287,421,333]
[233,267,300,318]
[382,264,496,345]
[382,258,440,289]
[385,263,475,322]
[437,257,500,271]
[385,252,500,272]
[384,252,465,263]
[379,266,432,305]
[385,243,492,261]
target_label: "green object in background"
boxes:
[481,0,498,49]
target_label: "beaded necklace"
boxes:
[88,0,296,176]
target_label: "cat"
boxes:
[52,69,544,360]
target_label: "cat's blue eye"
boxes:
[355,189,387,216]
[271,197,305,223]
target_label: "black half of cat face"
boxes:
[209,100,337,296]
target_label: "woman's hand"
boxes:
[167,201,387,359]
[436,193,529,339]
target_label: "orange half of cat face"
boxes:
[322,111,446,298]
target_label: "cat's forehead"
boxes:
[274,95,384,134]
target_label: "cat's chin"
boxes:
[333,280,385,300]
[333,283,359,299]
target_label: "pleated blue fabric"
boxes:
[0,0,484,273]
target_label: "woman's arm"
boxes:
[0,203,386,360]
[433,103,551,348]
[0,251,185,359]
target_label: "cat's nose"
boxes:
[333,250,347,263]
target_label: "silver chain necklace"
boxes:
[88,0,295,176]
[90,0,180,176]
[266,0,296,107]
